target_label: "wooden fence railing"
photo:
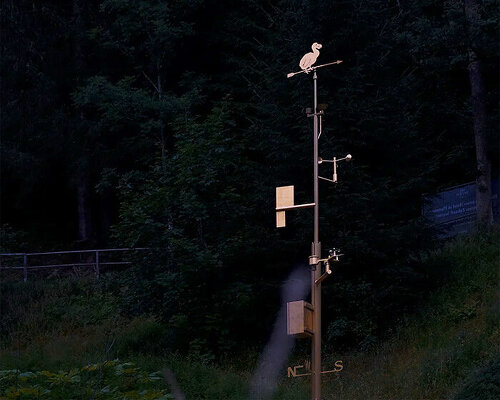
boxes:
[0,248,148,282]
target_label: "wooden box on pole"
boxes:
[287,300,314,338]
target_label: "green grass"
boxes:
[1,231,499,399]
[318,231,500,400]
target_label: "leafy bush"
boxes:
[454,358,500,400]
[115,319,172,356]
[0,224,27,252]
[0,361,171,399]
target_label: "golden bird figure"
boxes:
[299,42,322,73]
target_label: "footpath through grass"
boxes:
[1,231,499,399]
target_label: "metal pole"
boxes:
[333,157,337,183]
[312,70,322,400]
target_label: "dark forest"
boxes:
[1,1,499,399]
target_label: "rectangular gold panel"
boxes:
[276,186,294,228]
[287,300,314,338]
[276,211,286,228]
[276,185,294,208]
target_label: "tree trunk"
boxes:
[157,61,167,176]
[99,194,113,242]
[465,0,492,227]
[73,0,93,242]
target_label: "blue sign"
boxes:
[423,179,499,238]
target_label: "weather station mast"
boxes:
[277,43,351,400]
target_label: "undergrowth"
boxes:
[0,231,498,399]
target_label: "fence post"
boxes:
[23,254,28,283]
[95,250,100,280]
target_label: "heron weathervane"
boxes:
[287,42,342,78]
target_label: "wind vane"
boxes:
[287,42,343,78]
[278,42,351,400]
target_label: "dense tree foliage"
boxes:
[2,0,498,357]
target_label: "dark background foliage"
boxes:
[1,0,498,358]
